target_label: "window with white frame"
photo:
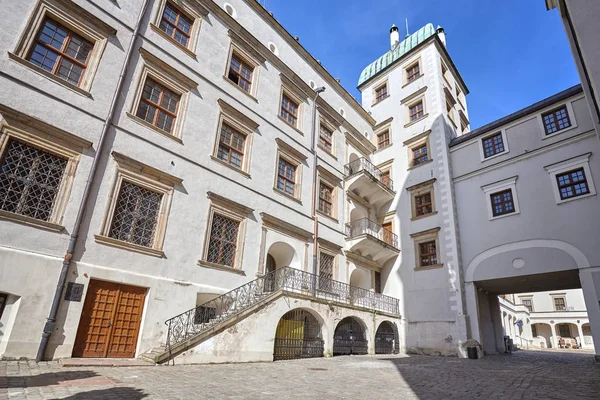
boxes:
[10,0,114,93]
[95,153,180,257]
[481,132,507,159]
[481,176,520,220]
[544,153,596,204]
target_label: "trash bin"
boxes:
[467,346,478,359]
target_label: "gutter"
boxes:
[36,0,152,361]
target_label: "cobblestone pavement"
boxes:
[1,350,599,399]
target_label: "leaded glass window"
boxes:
[207,214,240,267]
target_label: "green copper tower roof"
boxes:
[357,23,436,87]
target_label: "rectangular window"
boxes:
[382,221,394,247]
[374,271,382,294]
[542,106,571,135]
[412,143,428,166]
[318,252,334,290]
[556,168,589,200]
[446,98,455,124]
[228,53,253,93]
[380,170,391,189]
[135,78,180,134]
[0,293,7,321]
[554,297,566,311]
[490,189,515,217]
[482,133,505,158]
[217,123,246,169]
[558,324,571,338]
[207,213,240,267]
[415,192,433,217]
[409,101,424,121]
[377,130,390,149]
[531,325,537,337]
[374,83,388,103]
[159,2,193,48]
[280,93,299,127]
[406,63,420,82]
[318,124,333,154]
[109,181,163,248]
[521,299,533,312]
[0,139,68,222]
[28,18,93,87]
[318,182,333,216]
[419,241,437,267]
[276,158,296,196]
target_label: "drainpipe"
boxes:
[35,0,151,362]
[310,87,326,289]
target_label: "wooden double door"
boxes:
[73,280,146,358]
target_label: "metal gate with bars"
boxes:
[273,309,324,361]
[375,321,396,354]
[333,317,368,356]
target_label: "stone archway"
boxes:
[273,308,324,361]
[333,316,368,356]
[375,321,398,354]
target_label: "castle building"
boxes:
[0,0,598,363]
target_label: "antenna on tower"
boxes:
[405,18,410,38]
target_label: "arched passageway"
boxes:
[375,321,398,354]
[273,309,323,361]
[264,242,298,292]
[333,317,368,356]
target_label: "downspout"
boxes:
[310,87,326,288]
[35,0,152,362]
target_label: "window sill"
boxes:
[149,24,197,59]
[375,143,392,153]
[0,210,64,232]
[415,263,444,271]
[316,210,338,224]
[198,260,246,275]
[222,75,258,103]
[489,211,520,221]
[210,155,252,178]
[273,187,302,204]
[481,150,509,162]
[277,115,304,136]
[371,95,389,107]
[402,74,423,88]
[556,192,596,205]
[126,112,183,144]
[542,125,576,140]
[94,234,165,258]
[317,145,337,160]
[407,158,433,171]
[404,113,429,128]
[8,52,92,98]
[457,98,466,110]
[410,211,438,221]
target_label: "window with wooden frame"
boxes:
[406,62,420,83]
[380,169,392,189]
[544,153,596,204]
[407,179,436,220]
[409,100,424,122]
[556,168,590,200]
[318,181,334,217]
[128,49,196,141]
[415,193,433,217]
[542,106,571,135]
[482,132,505,158]
[554,297,567,311]
[200,192,252,271]
[481,176,520,220]
[318,123,334,154]
[558,324,571,337]
[280,93,299,127]
[95,153,180,257]
[158,2,193,48]
[373,82,388,104]
[273,138,305,201]
[151,0,206,55]
[228,52,254,93]
[404,131,432,170]
[0,112,88,231]
[490,189,515,217]
[10,0,114,93]
[217,122,246,170]
[276,157,296,197]
[520,298,533,312]
[382,221,394,247]
[411,228,442,270]
[412,143,428,166]
[377,130,390,149]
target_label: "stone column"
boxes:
[577,323,585,349]
[579,267,600,360]
[551,323,558,348]
[464,282,482,344]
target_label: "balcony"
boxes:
[345,218,400,265]
[344,158,395,208]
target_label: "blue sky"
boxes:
[261,0,580,129]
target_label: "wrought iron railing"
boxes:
[344,157,394,191]
[164,266,400,352]
[346,218,399,249]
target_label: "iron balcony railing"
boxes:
[346,218,399,249]
[344,157,394,192]
[164,266,400,352]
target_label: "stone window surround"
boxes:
[316,166,340,222]
[536,100,578,140]
[127,48,197,142]
[551,293,568,311]
[0,113,89,231]
[223,31,265,101]
[198,192,253,274]
[403,129,432,170]
[406,178,437,221]
[278,76,306,134]
[481,176,520,221]
[402,87,429,128]
[273,138,307,202]
[371,78,389,106]
[149,0,208,57]
[317,117,338,158]
[519,295,534,312]
[403,56,423,87]
[544,153,596,205]
[478,129,509,162]
[374,120,392,151]
[9,0,115,96]
[95,152,181,258]
[317,240,339,282]
[410,227,442,271]
[211,99,259,177]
